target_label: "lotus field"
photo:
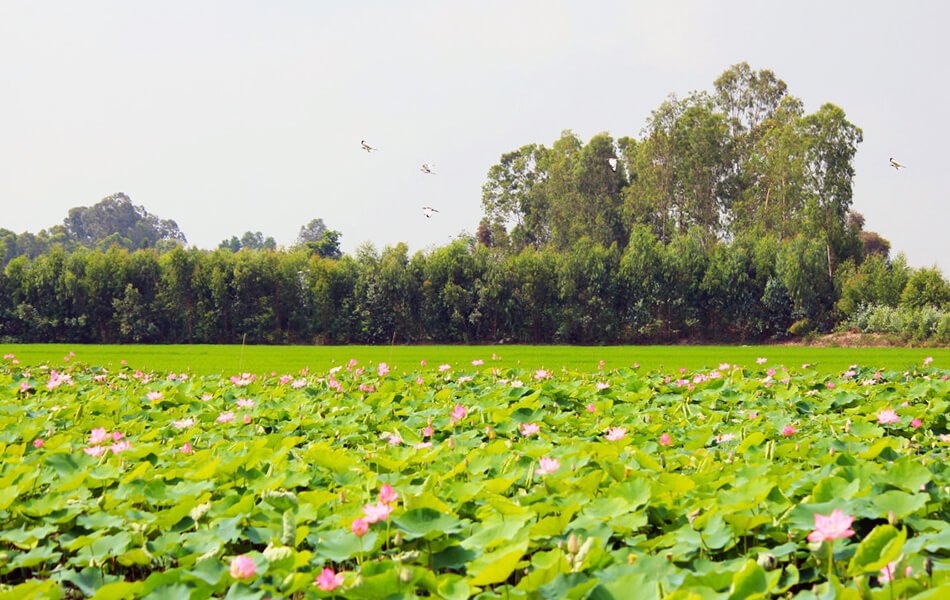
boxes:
[2,353,950,599]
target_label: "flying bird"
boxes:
[889,157,905,170]
[361,140,378,153]
[420,163,436,174]
[607,157,619,172]
[422,206,439,219]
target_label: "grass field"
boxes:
[0,343,944,376]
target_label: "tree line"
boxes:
[0,228,943,345]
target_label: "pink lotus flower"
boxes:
[605,427,626,441]
[329,366,342,375]
[217,411,235,423]
[279,375,293,385]
[362,501,394,523]
[472,359,484,366]
[782,425,797,437]
[536,457,560,475]
[533,369,552,380]
[110,441,132,454]
[595,381,610,390]
[719,362,732,370]
[586,403,596,412]
[242,414,251,424]
[172,417,194,429]
[377,362,390,377]
[911,418,922,429]
[876,409,900,424]
[715,433,736,443]
[146,391,163,401]
[84,445,107,457]
[291,378,307,389]
[236,398,255,409]
[420,359,427,366]
[387,433,402,445]
[520,422,541,437]
[422,426,434,438]
[379,484,398,504]
[112,431,123,441]
[2,354,13,359]
[33,438,44,448]
[924,356,933,366]
[179,442,194,454]
[806,509,855,542]
[826,382,835,389]
[878,561,911,584]
[659,433,672,446]
[510,380,523,388]
[450,404,467,423]
[230,554,256,579]
[18,381,31,394]
[315,567,344,591]
[201,393,213,401]
[416,376,424,385]
[438,364,451,372]
[89,428,110,445]
[414,441,432,449]
[351,518,368,537]
[756,357,767,364]
[940,434,950,443]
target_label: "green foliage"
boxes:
[1,355,949,598]
[901,267,950,310]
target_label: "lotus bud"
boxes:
[756,552,777,570]
[888,511,896,526]
[488,428,495,440]
[557,539,564,551]
[393,531,403,547]
[844,420,851,433]
[339,490,345,503]
[828,447,835,456]
[567,533,579,555]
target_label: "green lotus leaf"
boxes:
[393,507,464,540]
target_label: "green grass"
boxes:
[0,343,944,376]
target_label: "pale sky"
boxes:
[1,1,947,269]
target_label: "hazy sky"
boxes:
[2,1,947,269]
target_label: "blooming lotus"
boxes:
[595,381,610,390]
[450,404,467,423]
[878,561,912,584]
[806,509,855,542]
[316,567,344,591]
[911,418,922,428]
[715,433,736,444]
[33,438,44,448]
[279,375,293,385]
[377,362,390,377]
[422,425,433,438]
[235,398,255,408]
[586,403,596,412]
[510,380,523,388]
[84,445,107,457]
[876,408,900,424]
[924,356,933,366]
[172,417,194,429]
[291,379,306,389]
[659,433,672,446]
[520,422,541,437]
[110,441,132,454]
[217,411,235,423]
[362,501,394,523]
[472,359,484,366]
[179,442,194,454]
[387,433,402,445]
[89,428,110,445]
[379,484,398,504]
[536,457,560,475]
[781,425,797,437]
[200,393,213,401]
[438,364,451,372]
[533,369,551,380]
[230,554,256,579]
[242,414,251,424]
[413,441,432,449]
[756,357,767,364]
[605,427,626,441]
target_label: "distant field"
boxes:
[0,343,944,376]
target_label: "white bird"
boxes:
[420,163,436,174]
[361,140,378,153]
[607,157,619,172]
[422,206,439,219]
[889,157,905,170]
